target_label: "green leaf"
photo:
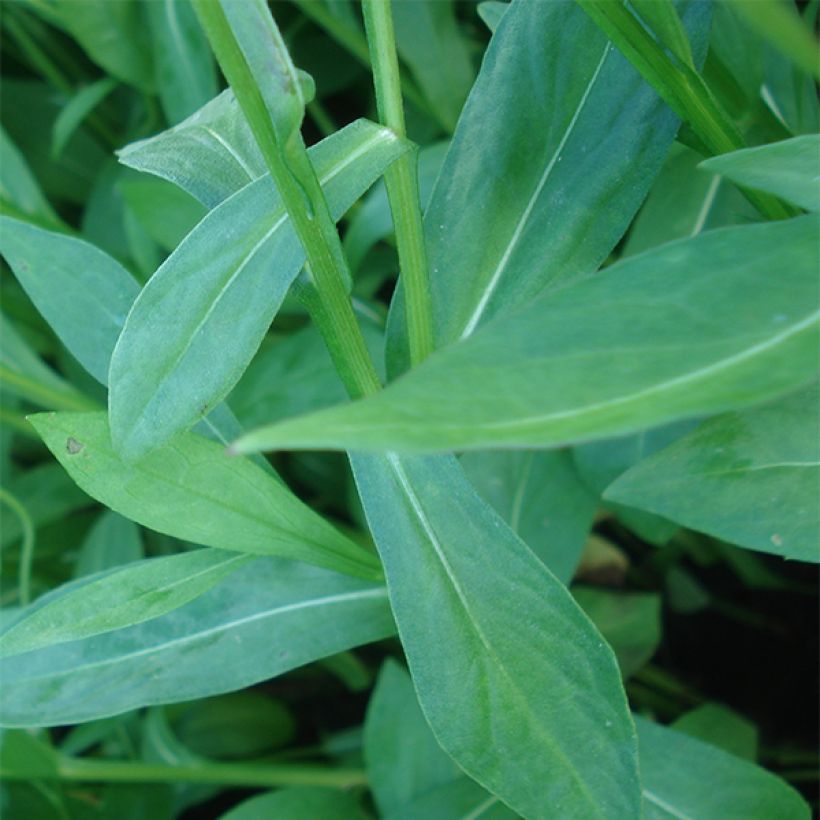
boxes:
[386,778,516,820]
[637,716,810,819]
[606,385,820,561]
[0,127,61,228]
[73,510,143,578]
[30,412,382,581]
[477,2,508,34]
[0,549,250,657]
[0,558,393,726]
[386,0,710,374]
[573,588,661,678]
[0,217,140,385]
[392,0,475,133]
[108,119,407,461]
[0,729,58,779]
[220,787,367,820]
[147,0,218,125]
[117,89,266,209]
[700,135,820,213]
[50,0,155,92]
[461,450,597,583]
[364,660,461,815]
[51,77,117,160]
[350,453,640,818]
[630,0,694,67]
[234,216,820,454]
[673,703,758,761]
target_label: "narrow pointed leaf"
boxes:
[235,217,820,454]
[117,89,266,208]
[51,77,117,160]
[0,549,250,657]
[109,119,406,461]
[0,558,393,727]
[700,135,820,213]
[386,0,710,373]
[351,453,640,819]
[30,412,381,581]
[0,127,61,227]
[606,385,820,561]
[637,717,810,819]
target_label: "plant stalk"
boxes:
[193,0,381,399]
[362,0,434,366]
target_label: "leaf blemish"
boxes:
[66,437,84,455]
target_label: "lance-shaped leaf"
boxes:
[147,0,217,125]
[234,216,820,454]
[700,135,820,213]
[637,717,810,819]
[109,120,406,461]
[351,453,640,819]
[30,412,381,581]
[0,549,250,656]
[0,558,393,727]
[386,0,711,374]
[606,385,820,562]
[117,89,266,208]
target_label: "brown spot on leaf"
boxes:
[66,437,84,455]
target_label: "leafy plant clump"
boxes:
[0,0,818,818]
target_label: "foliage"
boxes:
[0,0,817,817]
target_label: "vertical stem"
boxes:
[193,0,381,399]
[362,0,434,366]
[0,489,35,607]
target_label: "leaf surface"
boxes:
[700,135,820,212]
[637,717,810,819]
[0,558,393,727]
[109,119,406,460]
[30,412,381,580]
[606,385,820,561]
[386,0,710,373]
[236,217,820,454]
[0,549,250,656]
[351,452,640,819]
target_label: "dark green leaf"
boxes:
[0,730,58,779]
[0,127,60,227]
[51,77,117,161]
[73,510,143,578]
[606,385,820,561]
[235,217,820,454]
[351,453,640,818]
[462,450,597,583]
[673,703,758,761]
[0,558,392,726]
[109,119,407,461]
[220,787,367,820]
[30,412,382,580]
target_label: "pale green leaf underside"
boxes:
[109,119,406,461]
[30,412,381,581]
[700,135,820,213]
[236,216,820,454]
[0,558,393,727]
[351,453,640,819]
[0,549,249,657]
[637,717,810,819]
[606,384,820,561]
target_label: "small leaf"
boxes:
[351,452,640,818]
[0,730,58,779]
[606,384,820,561]
[673,703,758,761]
[109,119,407,461]
[631,0,695,67]
[0,127,61,227]
[30,412,382,581]
[700,135,820,212]
[220,787,367,820]
[73,510,143,578]
[0,549,250,657]
[117,89,266,209]
[0,558,393,726]
[234,216,820,454]
[51,77,117,160]
[637,716,810,819]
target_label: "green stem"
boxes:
[193,0,381,399]
[574,0,796,221]
[362,0,434,366]
[0,488,35,606]
[0,366,99,412]
[32,757,366,789]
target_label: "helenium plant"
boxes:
[0,0,817,817]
